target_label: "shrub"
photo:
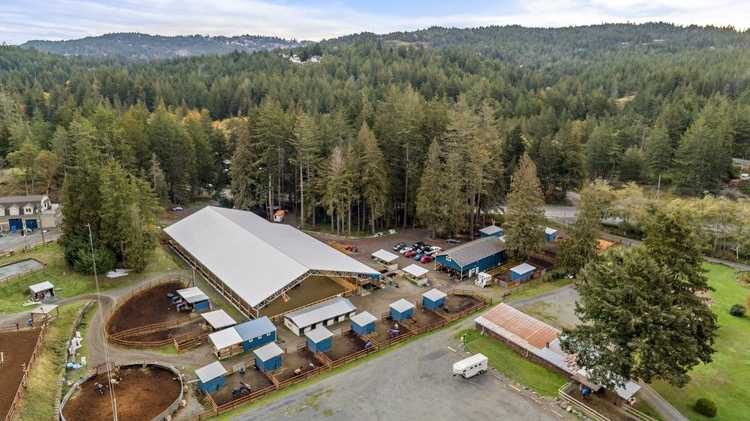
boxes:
[694,398,717,418]
[729,304,746,317]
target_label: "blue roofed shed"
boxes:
[479,225,503,238]
[421,288,447,311]
[196,361,227,393]
[436,236,506,279]
[305,327,333,353]
[350,311,377,336]
[545,227,558,241]
[511,263,536,282]
[253,342,284,372]
[390,299,415,321]
[234,316,277,352]
[176,287,211,312]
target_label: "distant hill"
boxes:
[20,32,309,60]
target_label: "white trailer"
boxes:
[475,272,492,288]
[452,353,488,379]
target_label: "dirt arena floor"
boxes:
[0,329,41,420]
[130,319,205,342]
[107,282,189,334]
[260,276,346,318]
[62,365,181,421]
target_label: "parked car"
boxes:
[399,246,413,254]
[171,206,184,212]
[414,253,423,261]
[405,250,418,258]
[393,242,407,251]
[446,239,461,244]
[430,246,442,252]
[420,255,434,264]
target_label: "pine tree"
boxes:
[416,139,447,237]
[358,123,389,234]
[504,153,545,260]
[644,124,673,180]
[558,183,601,274]
[8,139,40,194]
[620,146,645,182]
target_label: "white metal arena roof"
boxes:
[285,297,356,329]
[305,326,333,343]
[29,281,54,293]
[208,327,243,350]
[372,249,399,263]
[390,298,415,313]
[195,361,227,383]
[201,309,237,329]
[177,287,209,304]
[402,264,429,278]
[164,206,379,308]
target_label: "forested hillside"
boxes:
[1,23,749,249]
[20,33,307,60]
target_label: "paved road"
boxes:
[234,319,567,421]
[0,229,61,253]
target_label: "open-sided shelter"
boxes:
[208,327,244,359]
[200,309,237,331]
[29,281,54,301]
[176,286,211,312]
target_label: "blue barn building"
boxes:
[305,327,333,353]
[479,225,503,238]
[350,311,377,336]
[254,342,284,373]
[196,361,227,393]
[436,236,506,279]
[510,263,536,282]
[545,227,558,242]
[176,287,211,312]
[421,288,447,311]
[234,316,277,352]
[390,299,415,321]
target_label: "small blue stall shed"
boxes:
[350,311,377,336]
[422,288,447,311]
[390,299,415,321]
[196,361,227,393]
[479,225,503,238]
[254,342,284,372]
[545,227,558,242]
[235,316,277,352]
[176,287,211,312]
[510,263,536,282]
[305,327,333,353]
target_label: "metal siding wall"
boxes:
[436,255,462,272]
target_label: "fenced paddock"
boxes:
[0,325,44,421]
[0,258,45,284]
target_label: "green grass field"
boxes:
[507,277,574,302]
[459,329,567,396]
[0,243,180,314]
[652,263,750,420]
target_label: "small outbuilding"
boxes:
[510,263,536,282]
[29,281,54,301]
[208,327,244,359]
[372,249,399,268]
[402,264,429,286]
[30,303,59,324]
[283,297,356,336]
[201,309,237,331]
[350,311,377,336]
[196,361,227,393]
[389,299,415,321]
[234,316,277,352]
[479,225,503,238]
[305,327,333,353]
[253,342,284,373]
[421,288,447,311]
[176,287,211,312]
[436,236,506,279]
[545,227,558,242]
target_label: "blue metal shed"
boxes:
[421,289,447,311]
[390,299,415,321]
[196,361,227,393]
[510,263,536,282]
[177,287,212,312]
[479,225,503,238]
[436,236,506,279]
[305,327,333,353]
[545,227,558,242]
[253,342,284,373]
[235,316,277,352]
[350,311,377,336]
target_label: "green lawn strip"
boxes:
[458,328,567,397]
[652,263,750,421]
[506,278,574,302]
[61,302,98,392]
[0,243,180,314]
[17,302,88,421]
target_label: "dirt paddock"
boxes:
[326,331,369,360]
[443,294,482,313]
[129,319,205,342]
[0,329,41,420]
[368,319,411,344]
[272,349,322,382]
[211,369,273,405]
[410,308,444,327]
[107,281,189,335]
[62,365,181,421]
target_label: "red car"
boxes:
[420,255,434,264]
[405,250,418,258]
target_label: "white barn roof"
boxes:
[201,310,237,329]
[164,206,379,308]
[305,326,333,343]
[254,341,284,361]
[195,361,227,383]
[511,263,536,276]
[422,288,447,301]
[29,281,54,294]
[372,249,399,263]
[284,297,356,329]
[177,287,209,304]
[402,264,429,278]
[390,298,415,313]
[350,311,377,326]
[208,327,243,350]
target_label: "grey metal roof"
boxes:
[208,327,243,350]
[284,297,356,329]
[511,263,536,275]
[164,207,379,308]
[372,249,398,263]
[253,341,284,361]
[195,361,227,383]
[437,236,506,267]
[0,195,46,205]
[545,227,558,235]
[402,264,428,278]
[390,298,415,313]
[422,288,447,301]
[305,326,333,343]
[234,316,276,341]
[201,310,237,329]
[479,225,502,235]
[350,311,377,326]
[29,281,54,293]
[177,287,209,304]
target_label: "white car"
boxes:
[399,247,413,254]
[740,173,750,181]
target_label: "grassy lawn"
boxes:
[652,263,750,421]
[17,302,89,421]
[506,277,574,302]
[459,328,567,396]
[0,243,180,314]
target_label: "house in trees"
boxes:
[0,195,60,232]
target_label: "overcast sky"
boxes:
[1,0,748,45]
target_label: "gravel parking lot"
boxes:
[234,319,567,421]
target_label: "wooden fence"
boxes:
[3,324,46,421]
